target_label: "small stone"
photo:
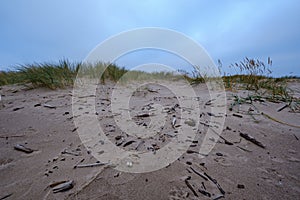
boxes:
[115,135,122,140]
[216,152,223,156]
[53,157,59,162]
[237,184,245,189]
[186,161,192,165]
[126,161,133,167]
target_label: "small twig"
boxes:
[277,104,289,112]
[43,104,56,109]
[219,136,233,145]
[236,145,252,152]
[0,135,25,138]
[262,112,300,129]
[205,99,216,106]
[0,193,13,200]
[61,150,80,156]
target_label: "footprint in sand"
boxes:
[168,187,189,200]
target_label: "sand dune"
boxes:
[0,81,299,200]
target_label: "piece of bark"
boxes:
[239,132,265,149]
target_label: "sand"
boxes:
[0,81,299,200]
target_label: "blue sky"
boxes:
[0,0,299,76]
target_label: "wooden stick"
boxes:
[204,172,225,195]
[189,167,208,181]
[74,162,107,168]
[0,135,25,138]
[277,104,288,112]
[239,133,265,149]
[184,177,198,197]
[198,188,211,197]
[14,144,34,153]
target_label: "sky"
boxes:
[0,0,300,77]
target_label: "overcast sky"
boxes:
[1,0,299,76]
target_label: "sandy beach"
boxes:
[0,80,299,200]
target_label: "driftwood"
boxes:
[189,167,208,181]
[135,113,150,118]
[184,177,198,197]
[236,145,252,152]
[0,135,24,138]
[0,193,13,200]
[172,117,177,128]
[205,99,216,106]
[43,104,56,109]
[14,144,34,153]
[52,180,74,193]
[233,113,243,118]
[123,140,136,147]
[74,162,107,168]
[219,136,233,145]
[239,133,265,149]
[213,195,225,200]
[277,104,289,112]
[262,112,300,128]
[61,150,80,156]
[198,188,211,197]
[204,172,225,195]
[186,150,199,154]
[12,107,24,111]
